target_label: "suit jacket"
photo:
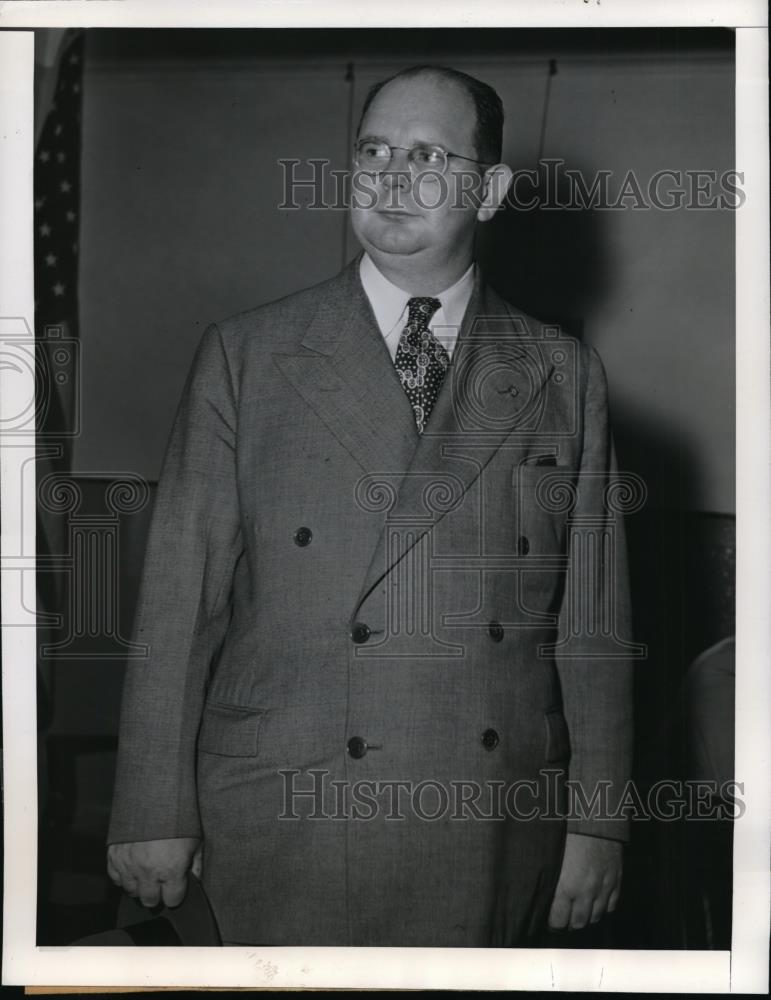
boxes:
[108,252,634,947]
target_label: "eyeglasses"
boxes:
[354,137,490,176]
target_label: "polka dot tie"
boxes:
[394,297,449,434]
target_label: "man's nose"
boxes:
[379,147,412,189]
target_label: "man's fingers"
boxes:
[589,877,617,924]
[568,896,592,930]
[135,877,163,909]
[607,885,621,913]
[589,893,610,924]
[191,845,203,879]
[547,892,572,930]
[106,855,122,886]
[161,875,188,909]
[109,862,189,910]
[106,839,202,908]
[121,874,139,897]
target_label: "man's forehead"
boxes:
[360,74,476,147]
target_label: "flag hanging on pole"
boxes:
[34,29,84,465]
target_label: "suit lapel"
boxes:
[273,252,554,614]
[353,268,555,611]
[273,252,419,475]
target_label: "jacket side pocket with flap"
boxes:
[197,702,265,757]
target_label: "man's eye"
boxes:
[362,143,388,159]
[414,147,443,165]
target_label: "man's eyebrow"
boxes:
[357,133,449,148]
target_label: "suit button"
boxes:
[488,620,504,642]
[481,728,499,751]
[517,535,530,555]
[293,526,312,546]
[347,736,368,759]
[351,622,371,644]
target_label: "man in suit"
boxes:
[107,64,634,947]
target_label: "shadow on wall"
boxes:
[475,156,608,341]
[475,157,708,510]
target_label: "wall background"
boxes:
[75,28,735,514]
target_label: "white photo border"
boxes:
[1,0,768,991]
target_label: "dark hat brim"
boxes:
[74,873,221,946]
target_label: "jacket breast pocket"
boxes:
[513,465,573,554]
[197,702,265,757]
[544,710,572,764]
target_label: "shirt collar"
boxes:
[359,251,475,342]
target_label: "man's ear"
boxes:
[476,164,513,222]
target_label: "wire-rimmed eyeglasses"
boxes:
[353,137,490,176]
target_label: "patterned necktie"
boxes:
[394,297,450,434]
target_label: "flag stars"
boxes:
[53,283,65,297]
[39,224,51,237]
[45,253,58,267]
[69,53,80,66]
[66,210,76,222]
[56,151,66,164]
[72,82,81,94]
[39,150,50,163]
[35,197,45,211]
[60,180,72,193]
[54,124,63,136]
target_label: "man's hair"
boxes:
[357,64,504,165]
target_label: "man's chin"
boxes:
[357,228,427,257]
[351,211,426,253]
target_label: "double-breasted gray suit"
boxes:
[108,252,634,947]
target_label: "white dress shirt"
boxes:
[358,252,475,362]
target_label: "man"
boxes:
[107,65,633,947]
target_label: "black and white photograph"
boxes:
[0,0,768,992]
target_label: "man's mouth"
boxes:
[376,209,416,219]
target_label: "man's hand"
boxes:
[107,838,202,909]
[547,832,623,931]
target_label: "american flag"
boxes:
[35,30,85,694]
[34,29,84,458]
